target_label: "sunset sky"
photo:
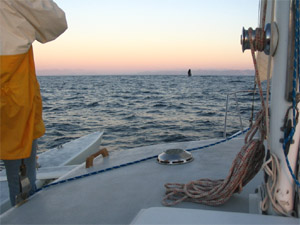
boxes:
[33,0,260,75]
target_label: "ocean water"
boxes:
[36,75,264,154]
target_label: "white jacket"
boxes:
[0,0,68,55]
[0,0,67,160]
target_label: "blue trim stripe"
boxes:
[35,129,248,193]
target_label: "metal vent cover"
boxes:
[157,148,193,165]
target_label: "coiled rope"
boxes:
[256,0,300,217]
[35,130,248,193]
[261,153,293,216]
[281,0,300,188]
[261,1,300,216]
[162,1,269,206]
[162,110,265,206]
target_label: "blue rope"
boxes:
[186,129,249,152]
[35,155,157,193]
[282,0,300,188]
[298,0,300,92]
[34,1,300,197]
[35,129,249,193]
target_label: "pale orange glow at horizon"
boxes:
[33,0,259,75]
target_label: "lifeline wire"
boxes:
[35,129,249,193]
[162,111,265,206]
[161,27,267,207]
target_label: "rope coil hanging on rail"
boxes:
[162,110,266,206]
[162,1,269,206]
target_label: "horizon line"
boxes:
[36,69,255,76]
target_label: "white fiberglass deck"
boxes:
[1,135,298,224]
[0,131,103,214]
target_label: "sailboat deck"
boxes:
[1,136,297,224]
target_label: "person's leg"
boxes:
[3,140,37,206]
[24,140,37,195]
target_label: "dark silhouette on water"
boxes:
[188,69,192,77]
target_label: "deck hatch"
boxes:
[157,149,193,165]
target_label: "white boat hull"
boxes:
[0,131,103,214]
[0,134,298,224]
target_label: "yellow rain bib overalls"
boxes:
[0,0,67,160]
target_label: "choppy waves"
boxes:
[37,75,263,153]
